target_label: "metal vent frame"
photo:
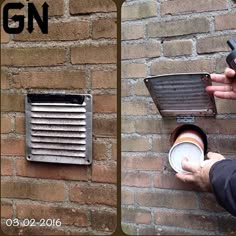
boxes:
[25,93,92,165]
[144,72,217,117]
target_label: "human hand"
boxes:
[175,152,225,192]
[206,68,236,99]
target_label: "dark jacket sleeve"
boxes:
[209,159,236,217]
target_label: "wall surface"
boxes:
[1,0,117,235]
[121,0,236,235]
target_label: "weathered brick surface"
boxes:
[69,184,116,206]
[1,1,117,235]
[163,39,193,57]
[161,0,227,16]
[92,18,117,39]
[1,114,13,134]
[122,41,161,59]
[1,48,66,66]
[215,13,236,31]
[150,59,214,75]
[122,1,157,21]
[1,158,14,176]
[121,0,235,234]
[122,23,144,40]
[14,21,90,41]
[91,210,117,232]
[12,70,86,89]
[16,202,88,226]
[71,44,116,64]
[92,70,117,89]
[92,163,116,184]
[16,159,89,181]
[1,180,65,202]
[147,17,210,38]
[1,201,13,218]
[70,0,116,15]
[1,138,25,156]
[197,35,236,54]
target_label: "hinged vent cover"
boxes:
[25,94,92,165]
[144,73,217,117]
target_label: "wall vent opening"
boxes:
[25,94,92,165]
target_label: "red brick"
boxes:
[133,80,150,96]
[1,70,10,90]
[154,210,217,231]
[12,70,86,89]
[154,173,198,191]
[199,193,225,212]
[69,184,116,206]
[16,159,89,181]
[122,156,163,171]
[1,48,66,66]
[70,0,116,15]
[161,0,227,16]
[121,81,132,97]
[122,41,161,60]
[1,223,66,236]
[1,138,25,156]
[1,158,13,176]
[122,190,135,205]
[93,95,117,113]
[111,142,117,160]
[121,119,135,133]
[122,1,157,21]
[122,172,151,187]
[150,59,213,75]
[93,142,107,160]
[71,44,116,64]
[92,163,116,184]
[122,23,144,40]
[208,136,236,154]
[93,117,117,137]
[14,21,89,41]
[1,180,65,202]
[122,207,151,224]
[137,191,197,209]
[91,210,116,232]
[15,114,25,134]
[1,94,25,112]
[91,70,117,89]
[147,17,210,37]
[1,201,13,218]
[16,202,88,226]
[215,13,236,31]
[152,136,170,153]
[1,115,13,134]
[92,18,117,39]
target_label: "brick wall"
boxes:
[1,0,117,235]
[121,0,236,235]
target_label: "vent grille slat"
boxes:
[145,73,217,117]
[26,94,92,165]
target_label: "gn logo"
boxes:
[3,1,49,34]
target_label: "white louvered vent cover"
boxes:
[25,94,92,165]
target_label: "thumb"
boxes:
[207,152,225,161]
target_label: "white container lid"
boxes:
[169,141,204,173]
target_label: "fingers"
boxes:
[176,173,195,183]
[214,91,236,99]
[207,152,225,161]
[206,85,233,93]
[225,67,236,79]
[181,158,199,173]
